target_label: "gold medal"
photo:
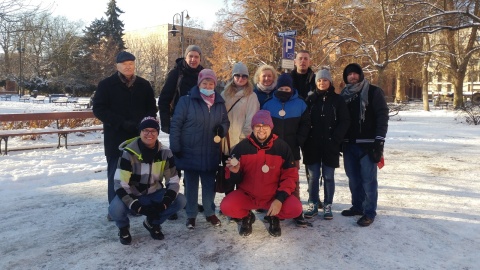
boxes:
[279,109,286,117]
[214,135,221,143]
[262,164,269,173]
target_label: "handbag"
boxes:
[215,133,231,193]
[215,97,242,193]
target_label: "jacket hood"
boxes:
[118,137,161,161]
[343,63,364,84]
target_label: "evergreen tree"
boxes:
[80,0,126,86]
[105,0,125,51]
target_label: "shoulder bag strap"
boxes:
[227,97,242,113]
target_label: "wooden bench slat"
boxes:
[0,112,102,154]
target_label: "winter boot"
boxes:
[118,225,131,245]
[143,218,164,240]
[293,213,311,227]
[268,216,281,237]
[239,211,256,236]
[323,204,333,220]
[304,202,319,219]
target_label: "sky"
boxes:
[0,98,479,269]
[31,0,228,31]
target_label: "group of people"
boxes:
[92,46,389,245]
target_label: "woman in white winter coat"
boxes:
[221,62,260,155]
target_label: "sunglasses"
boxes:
[233,74,249,79]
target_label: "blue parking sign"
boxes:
[282,37,295,60]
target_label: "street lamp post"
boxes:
[17,43,25,96]
[169,10,190,56]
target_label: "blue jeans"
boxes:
[106,154,121,204]
[184,170,216,218]
[343,143,378,219]
[109,189,186,229]
[307,162,335,205]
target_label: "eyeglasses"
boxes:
[253,125,270,131]
[141,129,158,135]
[233,74,249,79]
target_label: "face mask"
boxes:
[200,88,215,96]
[275,90,293,102]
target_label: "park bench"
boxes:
[53,96,69,106]
[19,95,31,102]
[32,95,46,103]
[0,94,12,101]
[73,97,92,109]
[0,111,103,155]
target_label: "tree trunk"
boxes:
[395,70,405,103]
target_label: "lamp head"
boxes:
[169,25,179,37]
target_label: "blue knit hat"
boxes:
[138,116,159,132]
[277,73,293,89]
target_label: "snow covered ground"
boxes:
[0,97,479,270]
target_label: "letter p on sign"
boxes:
[282,37,296,60]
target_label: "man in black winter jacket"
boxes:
[158,45,204,134]
[93,51,158,219]
[340,63,389,227]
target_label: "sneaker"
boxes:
[168,213,178,220]
[206,215,221,227]
[357,215,374,227]
[304,202,319,219]
[143,219,164,240]
[293,213,311,227]
[239,211,256,236]
[323,204,333,220]
[186,218,196,230]
[118,226,131,245]
[341,207,363,216]
[268,216,281,237]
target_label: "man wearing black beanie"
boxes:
[340,63,389,227]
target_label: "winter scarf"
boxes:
[341,79,370,123]
[256,82,277,94]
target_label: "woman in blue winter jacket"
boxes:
[169,69,230,230]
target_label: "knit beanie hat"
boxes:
[232,62,249,76]
[276,73,293,89]
[198,69,217,86]
[343,63,364,84]
[315,69,333,85]
[185,45,202,57]
[251,110,274,129]
[138,116,160,132]
[116,51,136,63]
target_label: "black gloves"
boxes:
[162,190,177,208]
[131,200,156,216]
[213,125,225,138]
[139,204,159,217]
[369,139,384,163]
[122,121,138,133]
[130,200,142,213]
